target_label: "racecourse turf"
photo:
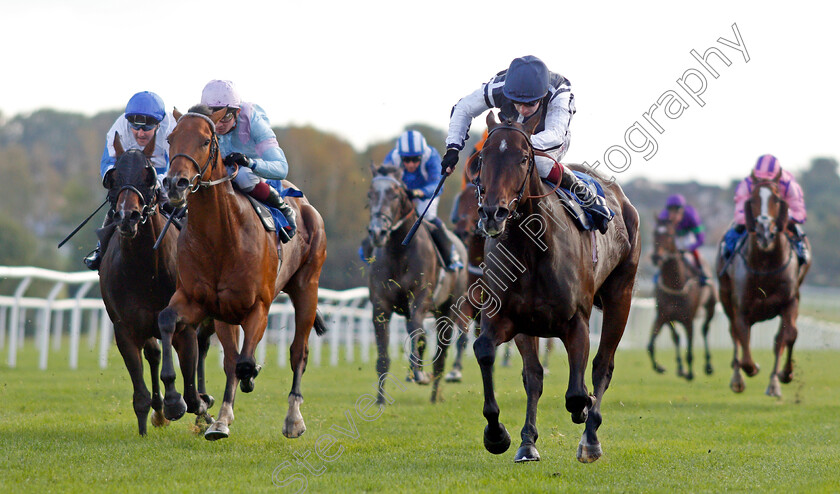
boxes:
[1,341,838,493]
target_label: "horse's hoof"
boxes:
[576,439,603,463]
[654,365,666,374]
[743,362,760,377]
[483,424,511,455]
[730,376,746,393]
[779,370,793,384]
[685,372,694,381]
[765,375,782,398]
[514,444,541,462]
[416,371,431,385]
[566,395,594,425]
[151,409,170,428]
[204,421,230,441]
[240,377,256,393]
[283,419,306,439]
[164,396,187,421]
[200,393,215,409]
[705,364,714,375]
[444,369,462,382]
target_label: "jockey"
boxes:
[441,55,614,234]
[658,194,709,285]
[200,79,296,242]
[84,91,177,270]
[722,154,809,264]
[360,130,463,271]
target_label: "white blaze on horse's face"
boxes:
[759,186,772,219]
[499,139,507,153]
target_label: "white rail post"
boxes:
[343,299,355,364]
[7,276,32,368]
[98,310,111,369]
[277,310,290,367]
[0,307,6,351]
[359,298,370,363]
[39,282,65,370]
[52,309,64,351]
[87,307,99,350]
[69,281,94,370]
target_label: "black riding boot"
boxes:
[560,172,613,234]
[789,223,809,265]
[83,210,116,271]
[264,186,296,243]
[427,218,463,272]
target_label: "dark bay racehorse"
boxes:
[99,135,213,435]
[649,217,716,379]
[717,171,811,397]
[470,112,640,463]
[160,108,328,440]
[367,163,468,403]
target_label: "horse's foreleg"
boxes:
[702,296,716,375]
[142,338,169,428]
[373,305,393,405]
[666,322,685,378]
[236,304,269,394]
[475,318,511,455]
[446,331,469,382]
[430,311,456,403]
[728,321,746,393]
[562,313,592,425]
[513,335,542,463]
[114,327,151,436]
[284,284,320,439]
[157,306,187,421]
[205,320,239,441]
[683,320,695,381]
[767,306,798,397]
[780,305,798,384]
[647,316,667,374]
[406,307,430,385]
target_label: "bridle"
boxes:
[472,124,564,220]
[369,175,414,236]
[169,112,236,193]
[110,154,160,225]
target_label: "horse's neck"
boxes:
[185,184,244,246]
[659,255,689,288]
[118,212,172,268]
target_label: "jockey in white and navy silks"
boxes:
[200,79,296,242]
[85,91,174,270]
[100,91,176,184]
[722,154,809,264]
[440,55,613,234]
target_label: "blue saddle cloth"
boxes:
[542,171,609,232]
[723,227,748,255]
[264,181,303,240]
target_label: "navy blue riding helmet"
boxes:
[503,55,550,103]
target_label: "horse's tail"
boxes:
[313,309,328,336]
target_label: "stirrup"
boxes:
[83,248,101,271]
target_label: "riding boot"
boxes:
[359,237,373,265]
[83,210,116,271]
[690,250,709,286]
[722,224,747,261]
[427,218,463,272]
[560,171,613,234]
[789,223,810,265]
[263,186,296,243]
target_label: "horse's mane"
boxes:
[188,104,213,116]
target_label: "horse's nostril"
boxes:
[176,178,190,189]
[494,207,510,222]
[478,208,489,220]
[162,177,171,189]
[130,211,142,223]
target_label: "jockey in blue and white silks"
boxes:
[86,91,175,271]
[200,79,296,242]
[440,55,614,234]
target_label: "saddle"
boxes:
[542,171,606,232]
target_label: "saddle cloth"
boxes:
[542,171,607,232]
[243,184,304,242]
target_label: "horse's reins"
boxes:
[116,182,158,225]
[370,175,415,235]
[473,124,565,218]
[169,112,236,193]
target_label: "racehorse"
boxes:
[469,112,640,463]
[98,135,213,435]
[159,107,328,440]
[649,217,716,379]
[366,162,468,403]
[716,171,811,397]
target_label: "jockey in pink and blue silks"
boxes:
[722,154,809,264]
[200,79,296,242]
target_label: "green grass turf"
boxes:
[1,342,838,493]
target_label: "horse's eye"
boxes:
[203,139,211,146]
[165,137,170,144]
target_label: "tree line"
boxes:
[0,109,837,288]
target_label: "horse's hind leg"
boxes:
[430,310,456,403]
[373,305,394,405]
[701,295,716,375]
[445,331,469,382]
[562,313,594,425]
[647,316,667,374]
[682,320,695,381]
[196,319,215,409]
[205,321,240,440]
[114,326,151,436]
[513,335,543,463]
[667,322,686,378]
[283,282,322,439]
[767,305,798,397]
[142,338,169,428]
[236,304,268,394]
[172,325,208,420]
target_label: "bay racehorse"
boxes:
[716,170,811,397]
[470,112,640,463]
[367,162,468,403]
[649,217,716,379]
[99,135,213,435]
[159,107,328,440]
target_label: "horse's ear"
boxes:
[467,151,480,180]
[210,107,227,124]
[113,132,125,158]
[142,131,156,158]
[522,112,540,135]
[744,201,755,232]
[173,107,182,121]
[485,111,499,132]
[776,201,789,232]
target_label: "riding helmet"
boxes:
[201,80,241,109]
[124,91,166,122]
[503,55,550,103]
[753,154,781,180]
[397,130,427,157]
